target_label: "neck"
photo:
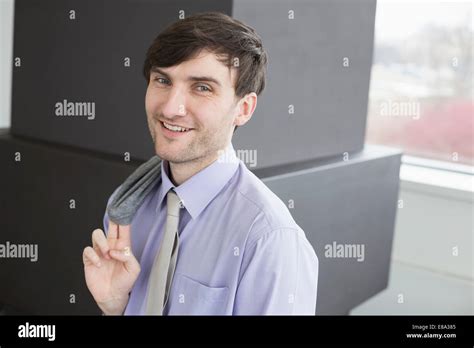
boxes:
[168,149,223,186]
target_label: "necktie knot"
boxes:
[166,190,182,218]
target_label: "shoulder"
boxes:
[232,162,305,247]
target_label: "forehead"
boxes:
[154,50,237,88]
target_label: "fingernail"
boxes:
[97,262,102,267]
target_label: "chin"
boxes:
[154,147,182,163]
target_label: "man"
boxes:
[83,11,318,315]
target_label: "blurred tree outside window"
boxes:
[366,0,473,168]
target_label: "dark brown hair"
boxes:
[143,11,268,100]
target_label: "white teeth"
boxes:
[163,122,190,132]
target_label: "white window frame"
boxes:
[400,155,473,202]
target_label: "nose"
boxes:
[161,86,187,119]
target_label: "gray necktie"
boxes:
[144,189,181,315]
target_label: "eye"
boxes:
[153,77,170,85]
[196,85,211,93]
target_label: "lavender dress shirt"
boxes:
[103,142,318,315]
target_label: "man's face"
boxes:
[145,50,241,164]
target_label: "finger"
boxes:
[116,224,131,249]
[107,220,118,240]
[109,247,140,274]
[92,229,111,260]
[83,246,102,268]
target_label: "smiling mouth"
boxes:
[159,121,194,134]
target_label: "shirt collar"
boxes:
[156,142,240,219]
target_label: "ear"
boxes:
[234,92,257,128]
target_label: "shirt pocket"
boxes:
[172,274,229,315]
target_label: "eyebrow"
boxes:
[151,67,222,87]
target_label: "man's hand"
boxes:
[83,222,141,315]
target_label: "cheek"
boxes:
[145,89,161,114]
[145,89,152,113]
[193,99,230,126]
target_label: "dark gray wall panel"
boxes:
[11,0,232,162]
[12,0,375,169]
[232,0,376,168]
[0,132,140,314]
[261,145,402,315]
[0,132,400,315]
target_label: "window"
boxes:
[366,0,473,167]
